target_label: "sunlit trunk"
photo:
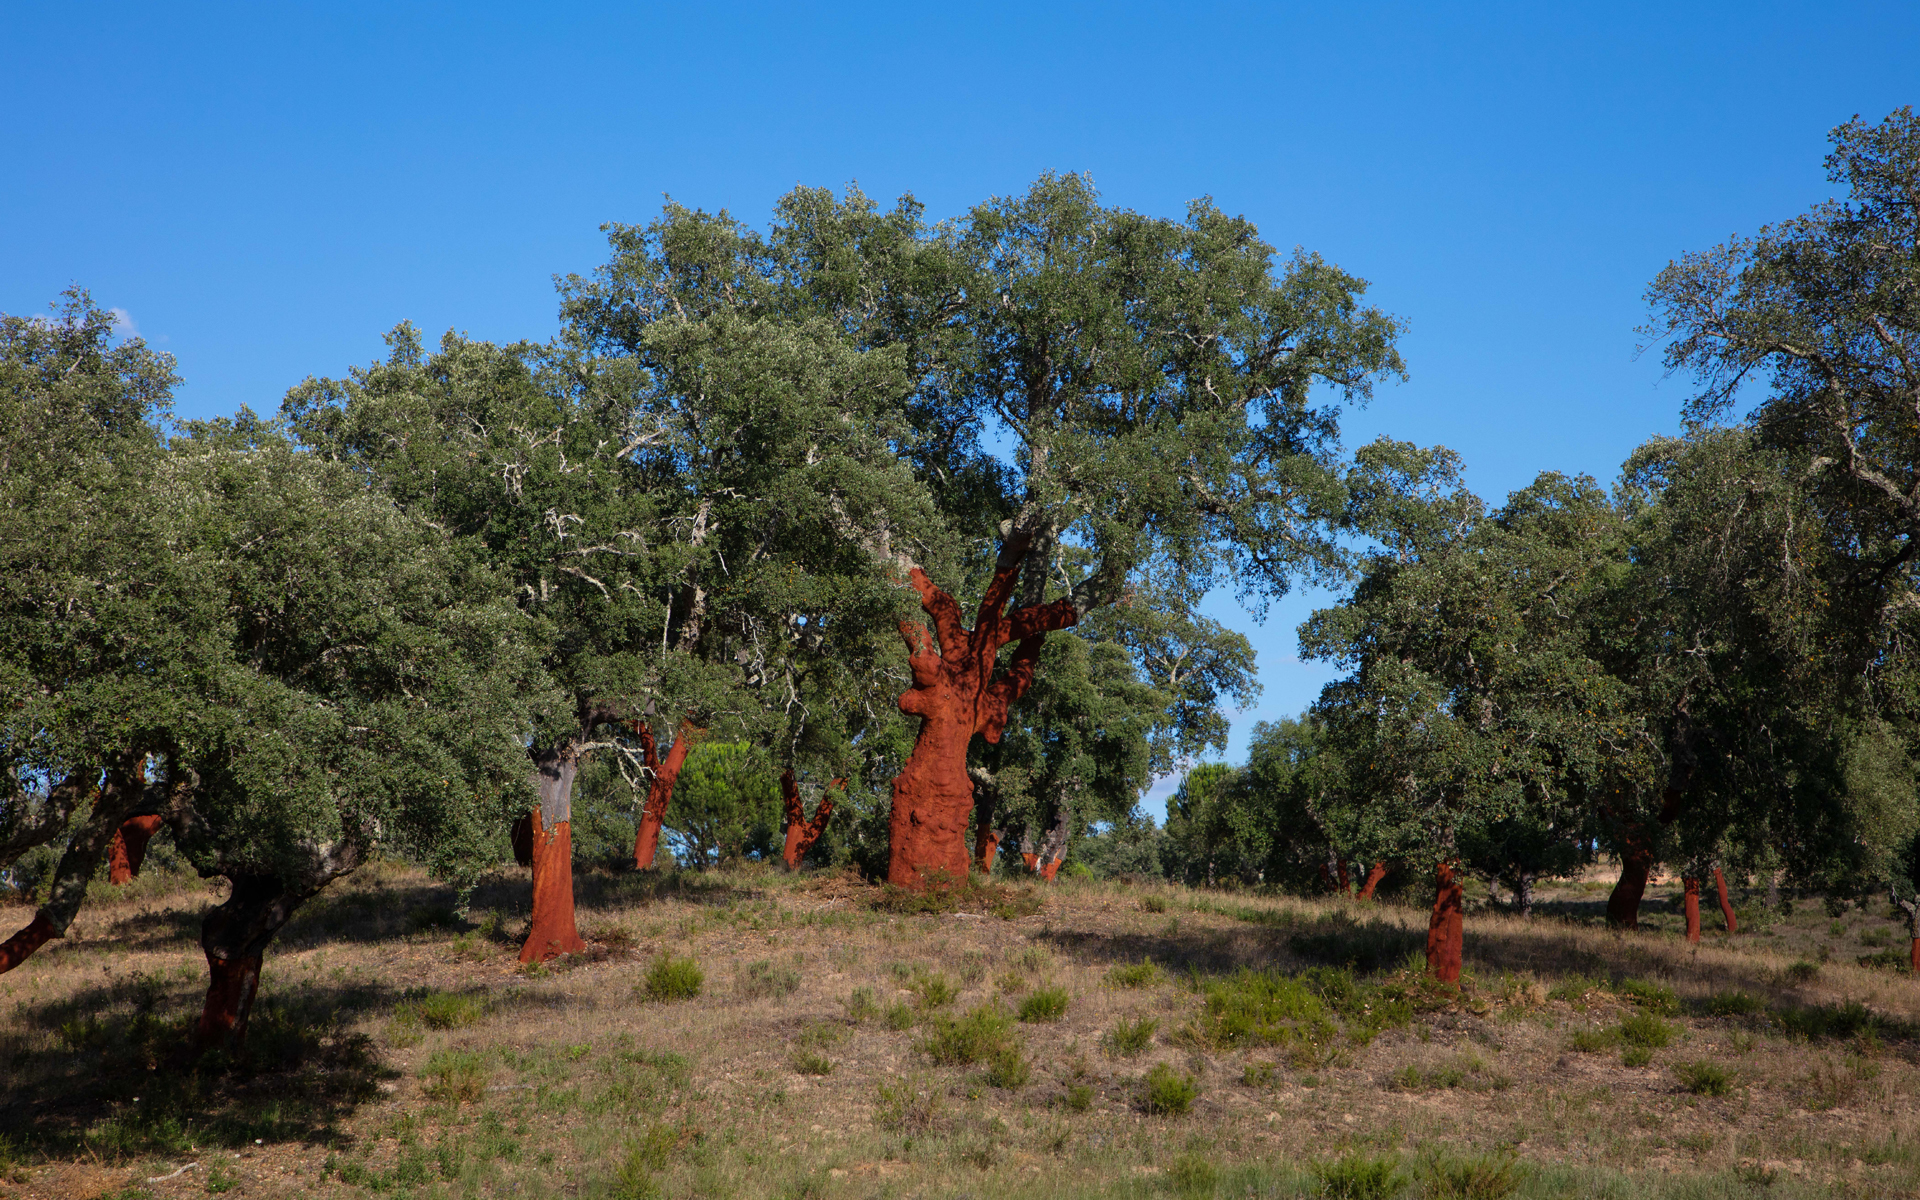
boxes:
[1426,862,1464,982]
[521,753,585,963]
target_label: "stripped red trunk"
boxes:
[1712,867,1738,933]
[1426,862,1464,982]
[975,828,1001,872]
[521,751,585,963]
[1356,861,1388,901]
[0,765,141,976]
[107,814,164,885]
[193,953,263,1050]
[1335,858,1350,894]
[1039,856,1062,881]
[887,545,1075,888]
[1682,876,1702,943]
[633,720,696,869]
[192,872,327,1056]
[0,912,56,973]
[1021,851,1039,872]
[780,772,838,870]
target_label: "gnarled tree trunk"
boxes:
[107,814,164,885]
[1607,822,1656,929]
[780,771,838,870]
[0,764,139,975]
[1712,867,1738,933]
[1891,888,1920,972]
[1513,870,1534,918]
[1682,876,1702,943]
[192,868,341,1055]
[521,750,586,963]
[633,720,696,869]
[1356,861,1388,901]
[887,546,1075,888]
[1426,862,1464,982]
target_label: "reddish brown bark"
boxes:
[1682,876,1702,943]
[1606,823,1656,929]
[1356,861,1388,900]
[1712,867,1738,933]
[1021,851,1039,872]
[1912,938,1919,973]
[780,772,838,870]
[192,952,263,1051]
[1039,855,1063,881]
[1426,862,1464,982]
[106,814,164,884]
[633,720,697,869]
[887,546,1076,888]
[975,828,1001,872]
[0,911,56,973]
[1335,858,1350,894]
[522,805,585,963]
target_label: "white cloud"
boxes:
[107,307,138,338]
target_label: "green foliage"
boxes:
[1139,1064,1198,1115]
[1064,1084,1094,1111]
[883,1002,915,1031]
[1310,1153,1406,1199]
[907,971,957,1010]
[789,1049,833,1076]
[1615,978,1679,1016]
[919,1005,1015,1066]
[1674,1060,1735,1096]
[1194,969,1337,1050]
[844,988,879,1022]
[984,1044,1031,1089]
[1619,1012,1674,1049]
[1703,990,1762,1017]
[1419,1149,1521,1200]
[1017,986,1070,1023]
[1107,960,1162,988]
[1104,1017,1158,1057]
[874,1077,939,1132]
[738,959,801,1001]
[422,1050,491,1104]
[1167,1153,1219,1197]
[398,990,487,1031]
[668,742,782,868]
[641,955,704,1002]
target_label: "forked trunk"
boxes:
[107,814,165,885]
[521,752,585,963]
[633,721,696,869]
[887,549,1076,889]
[780,771,838,870]
[1712,867,1738,933]
[1356,861,1388,901]
[1426,862,1464,982]
[1682,876,1702,943]
[1606,824,1655,929]
[0,764,141,976]
[192,872,323,1056]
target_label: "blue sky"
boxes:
[7,2,1916,817]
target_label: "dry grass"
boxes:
[0,861,1917,1199]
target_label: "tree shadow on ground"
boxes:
[1,973,403,1159]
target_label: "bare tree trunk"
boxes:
[1891,888,1920,973]
[1682,876,1702,943]
[521,750,585,963]
[969,768,1001,873]
[1712,867,1738,933]
[780,771,838,870]
[633,720,698,869]
[191,868,342,1056]
[1514,871,1534,918]
[1607,823,1656,929]
[1035,789,1072,882]
[1356,861,1388,901]
[887,541,1076,889]
[1426,862,1464,982]
[0,764,139,975]
[106,814,164,885]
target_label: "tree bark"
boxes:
[0,763,140,976]
[1682,876,1702,943]
[106,814,165,885]
[1335,857,1350,895]
[1356,861,1388,901]
[1712,867,1738,933]
[969,768,1001,873]
[1606,822,1657,929]
[886,542,1076,889]
[521,751,586,963]
[1426,862,1464,982]
[1514,871,1534,918]
[633,720,696,870]
[1035,790,1071,882]
[192,871,333,1055]
[1892,889,1920,973]
[780,771,838,870]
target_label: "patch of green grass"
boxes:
[909,971,958,1009]
[1140,1063,1198,1115]
[984,1043,1031,1089]
[1784,959,1821,983]
[1545,975,1603,1004]
[1140,895,1168,914]
[398,989,486,1030]
[1166,1152,1218,1197]
[1196,968,1337,1050]
[422,1049,490,1104]
[875,1077,939,1132]
[1622,1046,1654,1068]
[1242,1060,1278,1087]
[1673,1060,1734,1096]
[738,959,801,1000]
[845,987,879,1022]
[1619,1011,1674,1049]
[919,1004,1015,1066]
[1018,986,1070,1023]
[884,1001,916,1030]
[641,954,704,1002]
[1568,1025,1622,1052]
[1310,1152,1407,1199]
[1420,1148,1520,1200]
[1858,947,1911,971]
[789,1049,834,1075]
[203,1161,239,1194]
[1064,1083,1094,1111]
[1703,990,1762,1017]
[1106,960,1162,988]
[1105,1016,1158,1057]
[1615,977,1679,1016]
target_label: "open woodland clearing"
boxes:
[2,863,1918,1200]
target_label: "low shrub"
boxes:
[1018,986,1070,1023]
[641,955,704,1002]
[875,1077,939,1132]
[1106,959,1162,989]
[984,1043,1031,1089]
[1616,978,1679,1016]
[1619,1012,1674,1049]
[884,1002,916,1031]
[1421,1148,1521,1200]
[1064,1083,1094,1111]
[1784,959,1821,983]
[1140,1063,1198,1115]
[738,959,801,1000]
[1545,975,1604,1004]
[1196,968,1337,1050]
[1311,1152,1407,1199]
[422,1049,490,1104]
[1673,1059,1734,1096]
[399,990,486,1031]
[1104,1016,1158,1057]
[789,1049,833,1076]
[909,971,958,1010]
[1140,895,1168,914]
[1567,1026,1621,1053]
[845,987,879,1022]
[920,1005,1015,1066]
[1703,990,1762,1017]
[1166,1152,1218,1197]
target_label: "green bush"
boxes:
[1544,975,1603,1004]
[884,1002,916,1030]
[1140,1063,1198,1115]
[1785,960,1821,983]
[1703,990,1762,1017]
[1622,1045,1654,1068]
[1674,1060,1734,1096]
[789,1049,834,1076]
[1310,1152,1406,1199]
[875,1078,939,1132]
[1106,960,1162,988]
[641,955,704,1002]
[845,987,879,1022]
[909,971,957,1009]
[1615,978,1680,1016]
[1104,1016,1158,1057]
[1141,895,1169,914]
[1421,1149,1520,1200]
[1167,1152,1218,1197]
[1619,1011,1674,1049]
[919,1005,1015,1066]
[738,959,801,1000]
[1064,1083,1094,1111]
[1018,986,1070,1023]
[1197,968,1337,1049]
[984,1043,1031,1089]
[400,990,486,1030]
[422,1050,490,1104]
[1567,1026,1621,1053]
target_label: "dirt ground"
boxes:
[2,860,1918,1200]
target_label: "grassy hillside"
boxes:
[2,863,1918,1200]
